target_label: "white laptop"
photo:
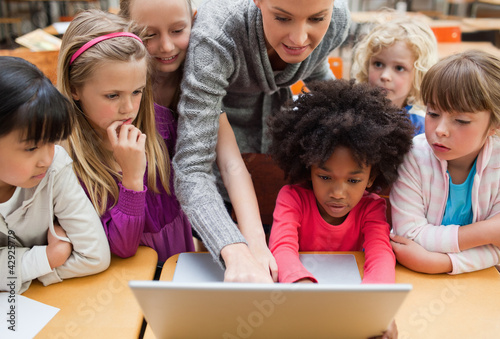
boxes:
[129,254,411,339]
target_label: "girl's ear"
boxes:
[366,178,375,188]
[71,87,80,101]
[366,170,378,188]
[487,122,499,137]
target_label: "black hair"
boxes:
[268,79,414,193]
[0,56,72,143]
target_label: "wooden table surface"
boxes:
[144,251,500,339]
[23,246,157,339]
[437,41,500,59]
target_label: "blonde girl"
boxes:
[351,17,438,135]
[57,9,195,263]
[120,0,278,282]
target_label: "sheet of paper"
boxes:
[172,252,361,284]
[0,292,59,338]
[15,29,62,51]
[51,22,71,35]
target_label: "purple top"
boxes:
[82,103,194,263]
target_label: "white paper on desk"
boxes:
[172,253,361,284]
[0,292,59,338]
[51,22,71,35]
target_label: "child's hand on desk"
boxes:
[294,278,314,283]
[368,319,397,339]
[221,243,274,283]
[247,240,278,282]
[47,224,73,269]
[390,234,452,274]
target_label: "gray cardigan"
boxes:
[173,0,350,265]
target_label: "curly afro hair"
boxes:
[268,79,414,193]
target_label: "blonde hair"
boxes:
[57,9,170,215]
[421,50,500,129]
[351,17,438,107]
[119,0,194,19]
[118,0,193,114]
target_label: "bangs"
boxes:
[422,54,491,114]
[17,80,73,144]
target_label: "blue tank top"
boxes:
[442,159,477,226]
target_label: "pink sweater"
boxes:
[269,185,395,284]
[390,134,500,274]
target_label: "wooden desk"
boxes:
[145,252,500,339]
[0,49,59,84]
[23,246,157,339]
[437,41,500,59]
[350,11,432,24]
[460,18,500,33]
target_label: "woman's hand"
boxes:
[107,120,147,191]
[247,239,279,282]
[221,243,274,283]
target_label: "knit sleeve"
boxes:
[99,182,147,258]
[173,22,246,267]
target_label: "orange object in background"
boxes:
[290,57,343,95]
[328,56,343,79]
[290,80,307,95]
[431,26,462,42]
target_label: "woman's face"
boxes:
[130,0,192,75]
[254,0,334,65]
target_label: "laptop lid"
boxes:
[129,281,411,339]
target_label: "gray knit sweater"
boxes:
[173,0,351,266]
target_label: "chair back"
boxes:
[290,56,343,95]
[431,25,462,42]
[240,153,287,226]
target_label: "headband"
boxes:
[70,32,143,65]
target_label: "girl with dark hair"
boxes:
[0,56,110,294]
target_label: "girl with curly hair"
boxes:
[268,79,414,285]
[351,17,438,136]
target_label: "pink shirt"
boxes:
[269,185,395,283]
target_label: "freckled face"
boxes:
[254,0,334,65]
[311,146,374,225]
